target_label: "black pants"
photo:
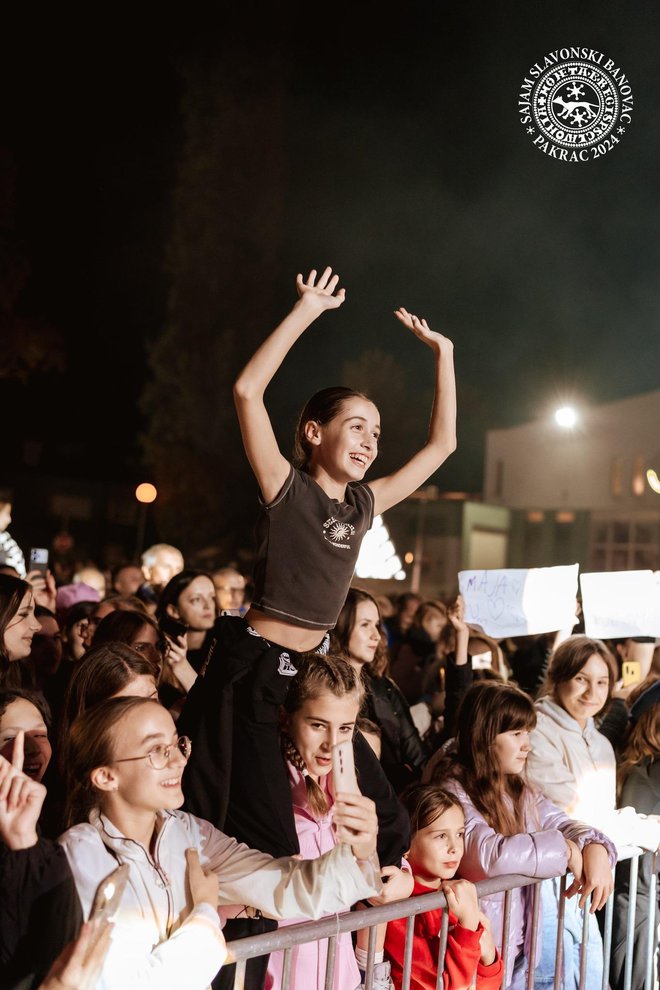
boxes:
[179,616,409,990]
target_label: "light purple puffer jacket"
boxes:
[445,778,617,980]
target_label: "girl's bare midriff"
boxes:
[244,607,328,653]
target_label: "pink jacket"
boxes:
[445,779,616,979]
[265,764,362,990]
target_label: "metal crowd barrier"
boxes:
[225,848,658,990]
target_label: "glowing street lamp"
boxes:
[134,483,158,560]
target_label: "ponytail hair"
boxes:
[292,386,370,473]
[64,695,157,827]
[281,653,364,819]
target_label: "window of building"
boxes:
[589,517,660,571]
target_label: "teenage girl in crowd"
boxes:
[59,695,382,990]
[426,681,616,990]
[384,782,503,990]
[329,587,428,794]
[179,267,456,982]
[264,653,405,990]
[156,568,218,675]
[526,639,660,990]
[0,573,41,690]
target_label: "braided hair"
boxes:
[281,653,364,820]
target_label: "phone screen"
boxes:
[29,548,49,576]
[622,660,642,688]
[89,864,129,924]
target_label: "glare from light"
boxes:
[648,469,660,495]
[355,515,405,580]
[554,406,578,429]
[135,483,157,504]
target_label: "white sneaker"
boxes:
[355,960,395,990]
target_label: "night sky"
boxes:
[3,3,659,506]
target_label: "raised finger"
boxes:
[316,266,333,290]
[305,269,318,286]
[11,731,24,772]
[325,273,340,294]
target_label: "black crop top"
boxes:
[250,465,375,630]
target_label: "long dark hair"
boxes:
[0,574,33,689]
[281,653,364,819]
[330,586,390,678]
[64,695,156,827]
[292,386,371,473]
[155,568,217,624]
[432,681,536,835]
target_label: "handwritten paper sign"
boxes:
[580,570,660,639]
[459,564,580,639]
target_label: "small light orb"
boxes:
[135,483,157,504]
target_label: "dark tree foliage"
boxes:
[141,47,287,563]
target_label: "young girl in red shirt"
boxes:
[384,783,503,990]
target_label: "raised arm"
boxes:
[233,267,346,503]
[368,309,456,516]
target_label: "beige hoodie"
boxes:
[527,697,660,853]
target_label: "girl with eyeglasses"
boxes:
[59,695,381,990]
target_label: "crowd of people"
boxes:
[1,268,659,990]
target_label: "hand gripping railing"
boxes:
[224,848,657,990]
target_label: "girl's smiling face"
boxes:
[555,653,611,728]
[97,702,188,814]
[406,804,465,888]
[4,592,41,661]
[308,396,381,482]
[0,697,52,781]
[284,690,359,782]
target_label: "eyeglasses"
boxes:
[114,736,192,770]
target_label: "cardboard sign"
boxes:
[458,564,579,639]
[579,570,660,639]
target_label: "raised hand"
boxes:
[447,595,467,633]
[26,569,57,612]
[332,791,378,862]
[295,267,346,313]
[394,308,453,353]
[0,731,47,849]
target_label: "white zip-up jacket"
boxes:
[527,697,660,853]
[59,808,381,990]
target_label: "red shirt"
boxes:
[384,878,503,990]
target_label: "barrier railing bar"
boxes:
[526,881,541,990]
[435,909,449,990]
[624,852,640,990]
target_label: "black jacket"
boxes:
[0,838,82,990]
[179,616,410,865]
[364,673,429,794]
